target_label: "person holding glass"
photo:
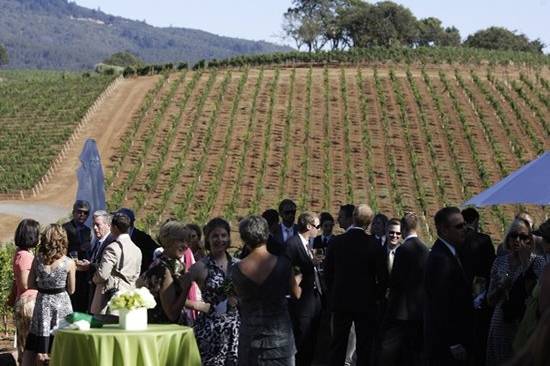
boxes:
[486,218,545,366]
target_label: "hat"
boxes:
[73,200,90,212]
[115,208,135,225]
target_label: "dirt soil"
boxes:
[0,76,159,243]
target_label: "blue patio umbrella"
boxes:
[463,151,550,207]
[76,139,106,226]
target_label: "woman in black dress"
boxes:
[231,215,302,366]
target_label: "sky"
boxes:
[74,0,550,52]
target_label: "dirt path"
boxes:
[0,76,159,243]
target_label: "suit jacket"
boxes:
[461,230,495,284]
[273,224,298,249]
[91,233,142,314]
[63,220,92,258]
[312,235,332,250]
[424,239,474,359]
[386,236,429,323]
[324,228,389,314]
[286,234,321,317]
[130,227,159,273]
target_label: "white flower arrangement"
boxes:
[108,287,157,311]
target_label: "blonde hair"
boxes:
[503,218,533,251]
[158,220,192,249]
[39,224,68,265]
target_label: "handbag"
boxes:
[101,240,126,310]
[6,281,16,307]
[502,261,537,323]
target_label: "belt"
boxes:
[37,287,66,295]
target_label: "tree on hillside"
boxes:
[417,17,461,47]
[102,51,144,67]
[0,44,8,66]
[283,0,328,52]
[464,27,544,53]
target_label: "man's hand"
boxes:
[449,344,467,361]
[75,259,90,271]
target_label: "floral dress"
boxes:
[194,255,240,366]
[26,256,73,354]
[139,254,187,324]
[486,253,545,366]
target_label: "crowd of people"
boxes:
[8,198,550,366]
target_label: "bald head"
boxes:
[353,204,374,229]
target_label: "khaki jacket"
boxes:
[91,233,142,314]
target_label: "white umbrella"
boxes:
[463,151,550,207]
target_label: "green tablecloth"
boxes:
[50,324,201,366]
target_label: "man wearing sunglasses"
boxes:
[63,200,92,312]
[286,212,322,366]
[424,207,473,365]
[380,212,428,366]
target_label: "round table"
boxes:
[50,324,201,366]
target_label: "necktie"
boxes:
[306,244,323,295]
[388,249,395,273]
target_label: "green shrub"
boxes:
[0,244,15,334]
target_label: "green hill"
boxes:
[0,0,291,70]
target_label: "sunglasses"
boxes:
[509,232,531,241]
[283,210,296,215]
[454,223,465,230]
[388,231,401,236]
[76,210,89,215]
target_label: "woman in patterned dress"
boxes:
[139,220,208,324]
[180,218,240,366]
[22,224,76,366]
[486,218,545,366]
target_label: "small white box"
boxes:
[118,307,148,331]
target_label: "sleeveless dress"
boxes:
[486,253,545,366]
[194,255,240,366]
[231,255,296,366]
[26,256,73,354]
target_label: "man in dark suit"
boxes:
[371,213,389,247]
[272,199,299,249]
[336,204,355,232]
[313,212,335,252]
[116,208,159,273]
[63,200,92,312]
[379,212,429,366]
[286,212,322,366]
[325,204,389,366]
[424,207,473,365]
[461,207,495,366]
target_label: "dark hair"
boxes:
[261,209,280,227]
[297,212,316,232]
[185,223,202,240]
[239,216,270,249]
[339,204,355,218]
[434,206,461,232]
[14,219,40,249]
[319,212,335,225]
[373,213,389,225]
[203,217,231,250]
[461,207,480,224]
[278,199,297,213]
[401,212,418,232]
[539,219,550,243]
[387,218,401,228]
[111,212,131,233]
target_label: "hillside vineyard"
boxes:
[100,65,549,240]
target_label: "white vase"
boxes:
[118,307,148,331]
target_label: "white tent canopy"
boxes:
[463,151,550,207]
